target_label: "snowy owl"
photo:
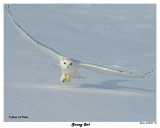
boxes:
[5,6,153,82]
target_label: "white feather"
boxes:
[7,9,62,61]
[78,62,148,78]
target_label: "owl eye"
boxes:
[64,62,66,64]
[70,63,73,65]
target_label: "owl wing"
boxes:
[79,62,153,78]
[6,6,62,61]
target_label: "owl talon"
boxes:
[60,76,65,82]
[60,74,71,82]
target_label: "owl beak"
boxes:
[67,65,69,69]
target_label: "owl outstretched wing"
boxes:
[6,6,62,61]
[79,62,153,78]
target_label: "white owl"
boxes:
[6,6,152,82]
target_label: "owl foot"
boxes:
[60,74,71,82]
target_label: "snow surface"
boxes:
[4,4,156,122]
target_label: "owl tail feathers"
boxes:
[71,72,86,79]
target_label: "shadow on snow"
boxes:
[80,80,156,93]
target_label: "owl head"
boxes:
[60,58,75,69]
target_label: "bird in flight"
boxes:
[5,6,153,82]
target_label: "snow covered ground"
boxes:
[4,4,156,122]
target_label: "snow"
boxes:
[4,4,156,122]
